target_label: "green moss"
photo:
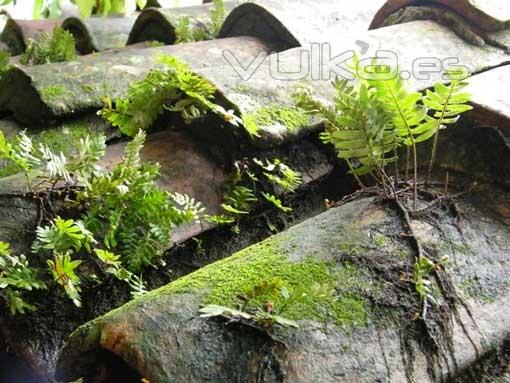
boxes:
[36,121,91,154]
[394,248,410,259]
[155,238,368,327]
[147,40,165,47]
[243,104,311,133]
[40,85,68,100]
[337,241,364,255]
[374,234,386,247]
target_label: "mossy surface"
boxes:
[40,85,69,101]
[153,237,369,326]
[243,104,311,134]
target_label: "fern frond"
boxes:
[39,144,71,182]
[20,26,76,66]
[423,74,473,178]
[261,192,292,213]
[99,55,218,136]
[122,130,145,169]
[209,0,226,36]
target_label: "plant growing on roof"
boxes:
[0,129,205,312]
[20,26,77,66]
[100,54,243,137]
[208,157,302,233]
[0,241,46,314]
[293,58,472,207]
[293,58,472,319]
[175,0,227,44]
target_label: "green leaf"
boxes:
[261,192,292,213]
[32,0,44,19]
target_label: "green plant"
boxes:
[261,192,292,213]
[33,217,95,254]
[20,26,77,66]
[199,277,337,331]
[79,130,205,272]
[294,59,472,208]
[0,0,148,18]
[209,0,226,37]
[412,256,446,320]
[208,158,300,232]
[0,242,46,314]
[0,129,205,311]
[94,249,147,299]
[174,0,226,44]
[423,72,472,182]
[253,158,302,192]
[199,277,300,330]
[100,55,240,137]
[47,252,82,307]
[0,51,10,77]
[199,304,299,330]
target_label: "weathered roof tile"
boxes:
[370,0,510,32]
[0,36,273,124]
[464,65,510,136]
[0,18,61,55]
[55,127,510,382]
[219,0,387,51]
[62,16,138,54]
[205,20,510,147]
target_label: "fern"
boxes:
[0,241,47,315]
[423,71,473,181]
[175,17,196,44]
[293,59,472,204]
[0,131,40,174]
[20,26,77,66]
[94,248,147,298]
[209,0,226,37]
[80,130,204,272]
[174,0,226,44]
[261,192,292,213]
[297,77,395,182]
[100,55,219,136]
[39,144,71,183]
[254,158,302,192]
[1,129,204,310]
[222,185,257,215]
[33,217,96,254]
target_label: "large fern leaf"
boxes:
[298,78,395,176]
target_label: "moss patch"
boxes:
[40,85,69,101]
[243,104,311,134]
[155,238,369,327]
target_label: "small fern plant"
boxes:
[20,26,77,66]
[293,60,472,208]
[175,0,226,44]
[100,54,241,137]
[208,157,301,232]
[0,241,47,315]
[0,129,205,311]
[78,130,206,272]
